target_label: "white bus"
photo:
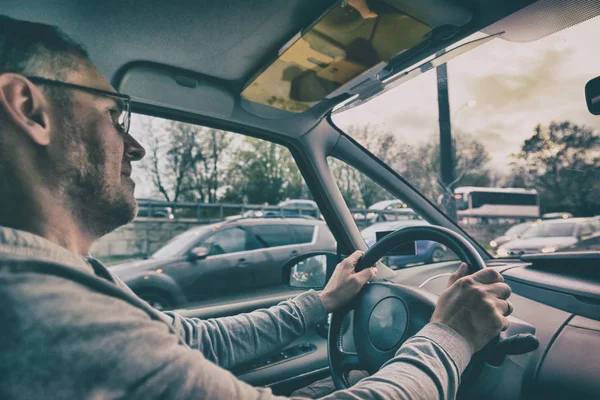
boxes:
[452,187,540,218]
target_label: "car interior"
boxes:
[5,0,600,398]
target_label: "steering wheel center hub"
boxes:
[368,297,408,351]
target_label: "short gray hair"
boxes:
[0,15,89,81]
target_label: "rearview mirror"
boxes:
[585,76,600,115]
[188,246,209,261]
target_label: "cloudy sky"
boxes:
[333,16,600,172]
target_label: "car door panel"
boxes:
[180,227,249,302]
[249,225,299,289]
[237,249,273,292]
[175,287,308,318]
[237,330,329,390]
[181,256,242,302]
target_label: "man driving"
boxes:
[0,16,513,399]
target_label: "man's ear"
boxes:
[0,74,52,146]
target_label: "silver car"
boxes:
[497,218,599,257]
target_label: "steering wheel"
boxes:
[328,225,486,389]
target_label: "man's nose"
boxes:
[124,133,146,161]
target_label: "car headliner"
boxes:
[6,0,597,140]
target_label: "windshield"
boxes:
[151,226,212,259]
[521,223,576,239]
[332,16,600,257]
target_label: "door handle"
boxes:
[237,258,248,266]
[290,250,299,256]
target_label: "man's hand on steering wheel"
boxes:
[319,251,378,313]
[431,263,513,353]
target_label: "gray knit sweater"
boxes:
[0,226,471,399]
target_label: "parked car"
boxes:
[353,199,418,224]
[110,218,335,310]
[136,198,174,219]
[497,218,599,257]
[489,222,536,249]
[361,220,449,268]
[242,199,321,219]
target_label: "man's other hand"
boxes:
[318,251,377,313]
[431,263,513,353]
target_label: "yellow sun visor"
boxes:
[241,0,433,113]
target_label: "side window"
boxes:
[471,192,537,208]
[202,227,248,256]
[94,113,327,308]
[290,225,316,244]
[251,225,295,248]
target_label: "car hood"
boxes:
[492,235,511,243]
[500,237,577,250]
[108,258,170,276]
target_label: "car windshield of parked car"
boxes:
[361,220,428,241]
[505,223,532,237]
[332,16,600,258]
[151,226,213,260]
[521,223,576,239]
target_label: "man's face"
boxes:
[50,62,145,237]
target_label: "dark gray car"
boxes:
[110,218,335,309]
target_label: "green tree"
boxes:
[222,138,309,204]
[511,121,600,216]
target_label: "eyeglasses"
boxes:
[26,76,131,134]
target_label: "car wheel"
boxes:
[138,292,171,311]
[429,247,446,263]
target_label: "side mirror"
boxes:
[188,246,209,261]
[283,252,339,289]
[585,76,600,115]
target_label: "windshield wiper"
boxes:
[332,32,503,114]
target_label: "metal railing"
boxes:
[137,200,321,220]
[136,200,539,224]
[136,200,428,223]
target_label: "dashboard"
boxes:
[395,253,600,399]
[238,253,600,398]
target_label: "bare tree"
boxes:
[191,128,233,203]
[328,125,401,208]
[397,131,493,202]
[141,119,203,202]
